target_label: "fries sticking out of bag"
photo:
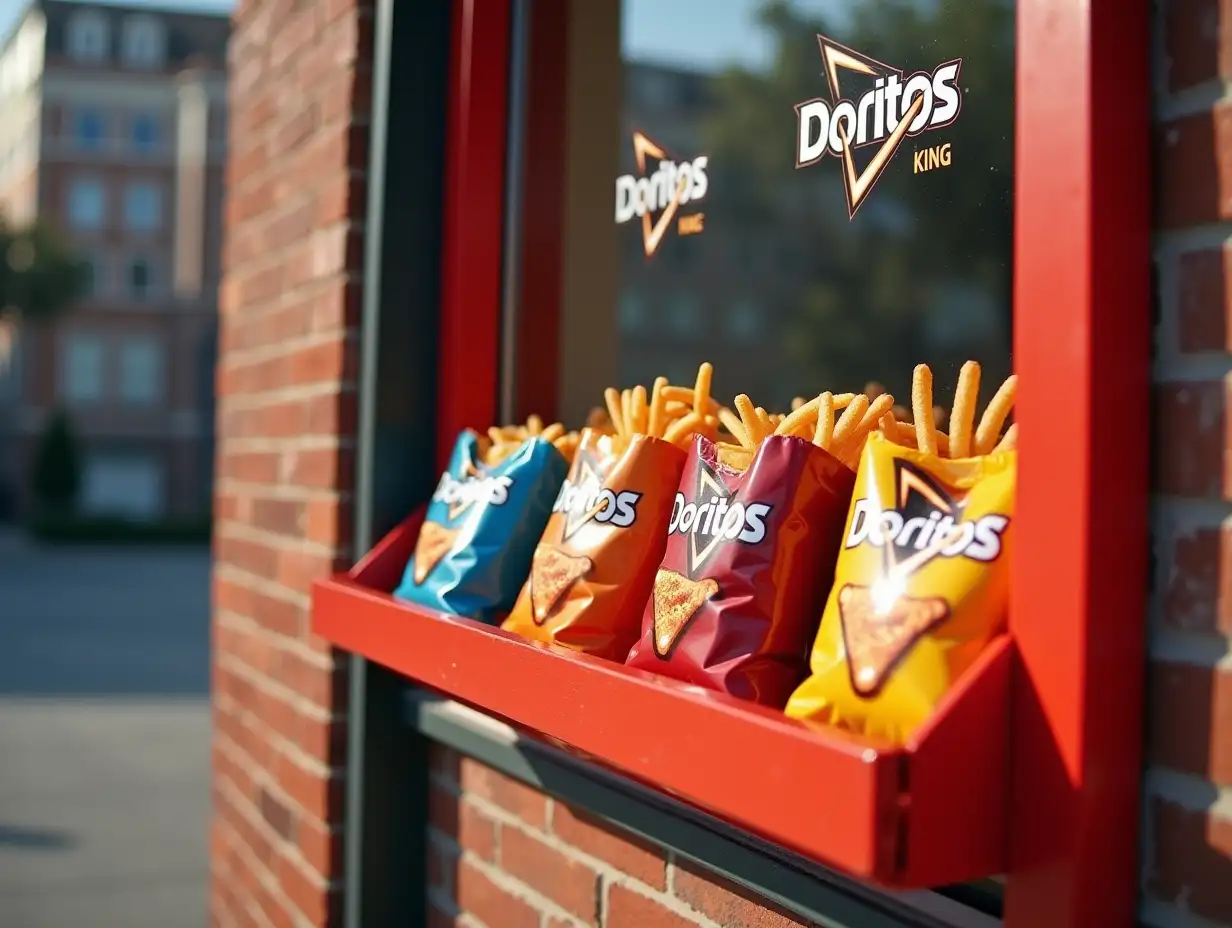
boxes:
[481,415,582,465]
[718,388,894,472]
[602,363,721,453]
[877,362,1016,459]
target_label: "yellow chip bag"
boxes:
[784,431,1015,744]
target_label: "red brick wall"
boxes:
[209,0,370,924]
[1147,1,1232,926]
[427,746,814,928]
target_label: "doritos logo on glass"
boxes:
[626,434,856,708]
[785,432,1015,743]
[614,131,709,258]
[794,35,963,219]
[394,430,569,624]
[502,428,685,661]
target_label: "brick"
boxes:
[429,744,461,781]
[1178,247,1232,353]
[427,840,457,892]
[276,753,345,824]
[499,827,599,924]
[672,859,812,928]
[1163,0,1232,92]
[1146,797,1232,922]
[552,803,667,889]
[297,816,342,877]
[606,884,699,928]
[1154,380,1230,498]
[458,759,549,829]
[1163,522,1232,635]
[277,851,340,926]
[259,786,296,840]
[454,858,541,928]
[1148,661,1232,786]
[1157,109,1232,229]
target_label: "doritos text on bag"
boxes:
[501,428,687,661]
[625,433,856,707]
[394,429,569,623]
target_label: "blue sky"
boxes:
[1,0,847,71]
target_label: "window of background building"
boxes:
[129,258,152,298]
[121,16,165,69]
[67,177,105,230]
[725,299,762,341]
[123,182,162,232]
[67,11,109,63]
[59,333,105,403]
[618,291,647,334]
[73,108,106,150]
[118,336,162,405]
[130,113,159,152]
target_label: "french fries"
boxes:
[481,415,580,464]
[602,363,722,452]
[715,387,891,471]
[878,362,1016,458]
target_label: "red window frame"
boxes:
[432,1,1151,924]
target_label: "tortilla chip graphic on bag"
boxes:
[530,544,593,623]
[838,584,950,697]
[412,522,458,585]
[652,568,719,657]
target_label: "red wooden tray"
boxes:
[311,507,1009,889]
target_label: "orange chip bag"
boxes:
[501,427,686,661]
[784,432,1015,743]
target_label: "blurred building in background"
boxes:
[0,0,228,520]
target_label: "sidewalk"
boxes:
[0,537,211,928]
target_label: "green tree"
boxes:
[0,216,90,329]
[31,409,82,513]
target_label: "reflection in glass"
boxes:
[611,0,1014,413]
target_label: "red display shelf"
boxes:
[312,506,1010,889]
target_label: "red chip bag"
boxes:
[625,434,855,707]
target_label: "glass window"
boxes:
[118,336,162,404]
[512,0,1015,431]
[124,182,162,231]
[121,16,164,69]
[68,12,109,62]
[74,108,106,150]
[131,113,159,152]
[67,177,105,230]
[128,259,152,299]
[59,333,105,403]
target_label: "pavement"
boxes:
[0,529,212,928]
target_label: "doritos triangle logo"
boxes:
[551,450,642,542]
[844,459,1008,566]
[667,462,772,577]
[614,131,709,258]
[794,36,963,218]
[431,455,514,522]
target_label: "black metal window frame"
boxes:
[343,3,1005,926]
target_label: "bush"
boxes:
[25,513,212,545]
[30,409,81,512]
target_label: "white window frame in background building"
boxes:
[123,182,162,232]
[121,15,165,70]
[118,335,163,405]
[67,176,106,230]
[82,452,166,519]
[59,333,106,403]
[67,11,109,63]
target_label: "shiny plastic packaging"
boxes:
[394,430,569,623]
[625,434,855,707]
[785,433,1016,743]
[501,428,685,661]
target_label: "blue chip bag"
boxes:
[394,429,570,623]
